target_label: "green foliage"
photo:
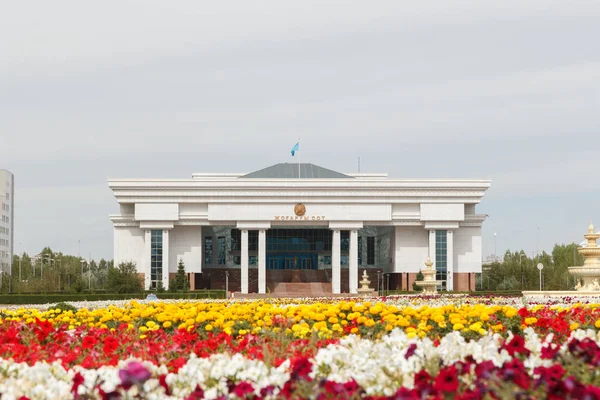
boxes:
[52,302,77,313]
[412,271,425,291]
[170,259,189,292]
[156,280,166,293]
[72,277,86,293]
[0,290,226,304]
[107,262,143,294]
[482,243,585,291]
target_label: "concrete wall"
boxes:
[114,227,145,269]
[169,225,203,273]
[454,226,482,273]
[393,226,429,273]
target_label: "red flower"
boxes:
[71,372,85,395]
[103,337,119,354]
[185,385,205,400]
[434,365,459,393]
[290,356,312,379]
[413,370,432,390]
[391,387,420,400]
[82,336,97,349]
[158,374,171,396]
[404,343,418,360]
[502,359,531,390]
[232,381,254,397]
[503,335,530,357]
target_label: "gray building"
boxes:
[0,170,14,275]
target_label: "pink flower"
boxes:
[118,361,151,389]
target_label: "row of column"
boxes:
[428,229,454,291]
[239,228,359,294]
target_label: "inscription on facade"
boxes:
[274,215,326,221]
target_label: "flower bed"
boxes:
[2,297,600,399]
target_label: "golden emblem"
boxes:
[294,203,306,216]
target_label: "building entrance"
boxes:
[264,228,331,270]
[267,254,317,270]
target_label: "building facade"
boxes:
[109,163,490,293]
[0,170,14,275]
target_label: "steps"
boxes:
[270,282,332,297]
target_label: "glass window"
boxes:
[204,236,213,265]
[436,230,448,288]
[367,237,375,265]
[231,230,240,251]
[150,230,163,289]
[233,256,240,265]
[358,237,363,265]
[323,255,331,265]
[217,236,226,265]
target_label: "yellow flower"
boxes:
[205,324,213,331]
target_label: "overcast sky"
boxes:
[1,0,599,261]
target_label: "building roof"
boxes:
[241,163,353,179]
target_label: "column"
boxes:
[332,230,341,294]
[258,229,266,294]
[162,229,170,290]
[144,230,151,290]
[428,230,436,268]
[349,229,358,294]
[447,230,454,291]
[241,229,249,294]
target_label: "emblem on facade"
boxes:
[294,203,306,216]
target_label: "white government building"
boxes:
[109,163,490,294]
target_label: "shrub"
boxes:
[412,271,425,291]
[107,262,143,294]
[52,302,77,313]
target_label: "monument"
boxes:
[569,223,600,291]
[357,270,375,296]
[414,258,443,294]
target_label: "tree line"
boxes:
[479,243,585,291]
[0,247,190,294]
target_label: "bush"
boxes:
[412,271,425,291]
[0,290,226,304]
[52,302,77,313]
[107,262,143,294]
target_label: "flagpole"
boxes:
[297,138,300,179]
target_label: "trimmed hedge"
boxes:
[384,290,523,297]
[0,290,226,305]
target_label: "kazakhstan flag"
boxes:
[291,141,299,156]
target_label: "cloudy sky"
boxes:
[1,0,599,261]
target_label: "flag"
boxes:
[291,141,299,156]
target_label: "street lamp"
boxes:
[494,232,497,259]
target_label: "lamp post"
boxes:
[537,263,544,292]
[88,257,92,290]
[225,271,229,297]
[494,232,497,259]
[18,242,22,282]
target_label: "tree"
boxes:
[412,271,425,291]
[170,259,189,292]
[107,262,142,293]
